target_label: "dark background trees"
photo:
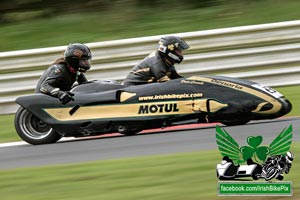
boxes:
[0,0,227,23]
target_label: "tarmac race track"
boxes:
[0,117,299,170]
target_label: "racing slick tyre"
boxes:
[14,107,62,145]
[122,131,139,136]
[118,125,141,136]
[221,119,250,126]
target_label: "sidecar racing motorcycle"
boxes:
[14,75,292,145]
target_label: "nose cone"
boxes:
[251,97,292,119]
[280,98,292,116]
[276,97,293,117]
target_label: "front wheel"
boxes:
[14,107,62,145]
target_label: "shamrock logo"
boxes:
[216,125,293,164]
[240,136,269,162]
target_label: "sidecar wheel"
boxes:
[122,131,140,136]
[118,125,141,136]
[221,119,250,126]
[14,107,62,145]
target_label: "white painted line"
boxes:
[0,141,27,147]
[0,138,78,148]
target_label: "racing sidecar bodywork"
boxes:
[14,75,292,144]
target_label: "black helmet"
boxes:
[64,43,92,72]
[158,35,190,64]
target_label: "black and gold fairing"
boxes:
[15,76,292,137]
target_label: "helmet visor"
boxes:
[78,58,91,72]
[178,39,190,51]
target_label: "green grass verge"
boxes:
[0,143,299,200]
[1,0,300,51]
[0,114,15,142]
[0,85,299,143]
[276,85,300,117]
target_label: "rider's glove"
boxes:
[57,91,75,104]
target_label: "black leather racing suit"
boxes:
[122,51,182,85]
[35,63,87,97]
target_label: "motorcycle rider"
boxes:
[260,151,294,181]
[35,43,92,104]
[122,35,190,85]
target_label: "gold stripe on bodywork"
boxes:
[44,99,226,122]
[187,76,282,114]
[120,92,136,102]
[191,99,228,113]
[209,100,228,113]
[194,99,207,112]
[252,102,269,113]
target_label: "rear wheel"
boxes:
[14,107,62,145]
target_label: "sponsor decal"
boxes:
[44,99,227,121]
[211,79,243,90]
[158,41,167,53]
[45,99,201,121]
[216,125,294,196]
[167,44,175,51]
[138,93,203,101]
[180,80,204,85]
[252,84,283,98]
[73,49,83,57]
[138,103,179,114]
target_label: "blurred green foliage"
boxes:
[0,0,213,23]
[1,0,300,51]
[0,114,16,142]
[0,0,298,23]
[0,0,228,23]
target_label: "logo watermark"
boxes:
[218,182,292,196]
[215,125,295,196]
